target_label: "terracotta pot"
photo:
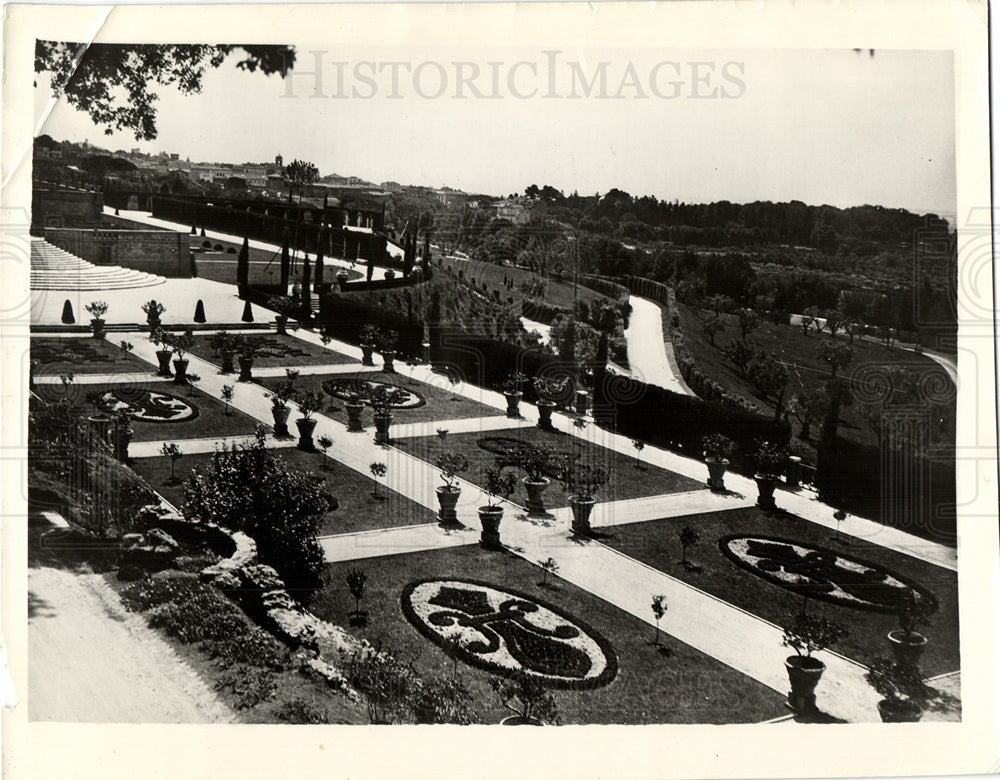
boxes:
[237,355,254,382]
[296,417,318,451]
[504,391,522,419]
[345,401,366,432]
[569,496,596,535]
[113,427,133,462]
[755,474,778,510]
[172,357,189,384]
[380,349,396,373]
[373,412,392,444]
[705,458,729,492]
[275,314,288,335]
[575,389,589,416]
[478,506,503,549]
[219,349,236,374]
[522,477,550,516]
[784,655,825,712]
[536,400,556,431]
[436,485,461,524]
[360,344,375,366]
[155,349,174,377]
[500,716,541,726]
[271,405,291,437]
[90,318,106,339]
[887,630,928,667]
[87,415,113,445]
[877,698,922,723]
[786,455,802,487]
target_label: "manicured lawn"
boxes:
[674,301,954,451]
[33,381,260,442]
[130,448,437,535]
[191,236,364,288]
[602,507,959,677]
[257,370,498,426]
[313,544,787,724]
[31,337,151,376]
[187,332,355,368]
[394,426,705,509]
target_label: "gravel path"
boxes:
[28,566,235,723]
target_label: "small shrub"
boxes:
[273,697,330,724]
[216,666,278,710]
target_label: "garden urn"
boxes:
[755,474,778,511]
[237,355,254,382]
[296,417,318,451]
[87,415,113,445]
[522,476,550,517]
[503,391,522,419]
[345,400,366,432]
[90,318,106,339]
[436,485,461,524]
[784,656,825,713]
[380,350,397,373]
[877,698,922,723]
[373,412,392,444]
[786,456,802,488]
[887,630,928,667]
[220,349,236,374]
[155,349,174,377]
[478,506,504,549]
[574,389,589,416]
[536,400,557,431]
[569,496,596,535]
[275,314,288,335]
[360,343,376,366]
[113,425,133,462]
[705,458,729,492]
[172,358,189,385]
[271,406,291,437]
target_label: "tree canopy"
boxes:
[35,42,296,140]
[281,159,319,203]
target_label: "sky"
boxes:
[35,45,956,219]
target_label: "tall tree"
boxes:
[282,159,319,204]
[314,228,325,290]
[301,256,312,313]
[35,42,295,140]
[279,228,291,290]
[236,237,250,293]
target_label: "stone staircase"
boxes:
[30,237,166,291]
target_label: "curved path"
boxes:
[624,295,695,395]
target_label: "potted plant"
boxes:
[344,390,366,432]
[701,433,736,492]
[502,371,527,419]
[267,295,297,335]
[377,329,399,373]
[434,452,469,525]
[211,331,237,374]
[491,673,559,726]
[518,444,556,517]
[865,658,930,723]
[887,590,935,667]
[141,299,165,329]
[752,439,787,510]
[359,324,379,366]
[149,327,173,377]
[781,611,849,713]
[533,376,567,431]
[235,335,257,382]
[265,369,300,437]
[169,329,195,385]
[563,462,608,535]
[295,389,326,451]
[111,406,134,463]
[85,301,109,339]
[369,384,406,445]
[479,466,518,549]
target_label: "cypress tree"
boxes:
[193,299,206,323]
[279,229,291,290]
[315,230,325,290]
[422,233,431,278]
[301,257,312,313]
[237,237,250,292]
[61,300,75,324]
[241,300,254,322]
[366,255,374,282]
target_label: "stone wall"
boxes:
[32,186,103,228]
[44,227,191,278]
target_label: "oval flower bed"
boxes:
[322,378,426,410]
[719,534,938,613]
[401,578,618,690]
[476,437,576,477]
[89,389,199,423]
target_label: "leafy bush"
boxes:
[273,697,330,724]
[216,666,277,710]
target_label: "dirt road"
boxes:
[28,566,235,723]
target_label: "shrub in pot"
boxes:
[344,391,366,432]
[169,329,195,385]
[268,295,297,335]
[295,389,326,451]
[491,673,560,726]
[752,439,788,510]
[479,466,518,549]
[210,331,237,373]
[369,384,406,445]
[781,611,849,713]
[266,369,299,437]
[701,433,736,492]
[518,444,556,517]
[503,371,527,419]
[563,462,608,535]
[111,408,134,463]
[434,452,469,524]
[142,299,165,329]
[359,323,379,366]
[235,335,257,382]
[149,327,173,376]
[532,375,568,431]
[865,658,933,723]
[377,329,399,373]
[85,301,108,339]
[887,590,935,667]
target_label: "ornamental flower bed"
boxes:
[188,333,355,368]
[31,338,148,375]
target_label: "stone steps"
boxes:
[31,237,166,290]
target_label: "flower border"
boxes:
[400,578,619,690]
[718,533,938,614]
